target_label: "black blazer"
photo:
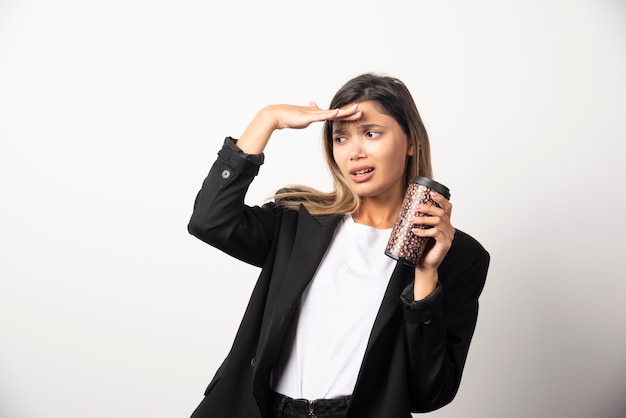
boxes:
[187,138,490,418]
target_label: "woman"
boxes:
[187,73,490,418]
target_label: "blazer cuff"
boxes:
[216,137,265,176]
[400,282,443,324]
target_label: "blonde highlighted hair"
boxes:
[274,73,433,216]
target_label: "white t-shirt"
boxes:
[271,215,396,400]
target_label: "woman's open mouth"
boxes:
[349,167,375,182]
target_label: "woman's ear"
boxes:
[407,140,416,157]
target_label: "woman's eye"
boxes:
[334,136,347,144]
[365,131,380,138]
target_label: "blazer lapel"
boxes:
[254,208,342,371]
[276,209,342,309]
[365,261,413,354]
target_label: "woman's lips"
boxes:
[349,167,375,183]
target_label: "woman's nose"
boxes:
[349,139,365,160]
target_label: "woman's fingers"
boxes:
[271,102,364,130]
[332,103,362,120]
[411,215,455,270]
[430,191,452,217]
[323,103,362,123]
[409,194,455,269]
[273,104,333,129]
[277,102,363,129]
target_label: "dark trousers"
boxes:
[268,391,351,418]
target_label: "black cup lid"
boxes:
[410,176,451,200]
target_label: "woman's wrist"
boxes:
[413,267,438,300]
[237,106,277,155]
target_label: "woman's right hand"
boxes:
[236,102,361,154]
[272,102,361,130]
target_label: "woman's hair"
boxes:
[274,73,433,216]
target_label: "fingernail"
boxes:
[431,191,439,197]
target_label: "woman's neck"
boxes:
[352,197,402,229]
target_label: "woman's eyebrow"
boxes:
[332,122,348,135]
[332,126,345,135]
[357,123,386,130]
[332,122,386,135]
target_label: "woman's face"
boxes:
[332,100,414,202]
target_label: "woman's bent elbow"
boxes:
[187,217,226,246]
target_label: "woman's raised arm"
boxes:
[236,102,361,154]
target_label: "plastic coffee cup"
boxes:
[385,176,451,267]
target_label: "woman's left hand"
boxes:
[409,191,455,272]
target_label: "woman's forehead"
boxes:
[333,103,392,130]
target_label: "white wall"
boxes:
[1,1,625,417]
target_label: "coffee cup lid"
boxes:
[410,176,451,200]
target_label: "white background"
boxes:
[1,1,625,417]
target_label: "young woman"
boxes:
[187,73,490,418]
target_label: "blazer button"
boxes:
[250,357,255,367]
[221,169,231,179]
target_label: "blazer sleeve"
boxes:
[187,137,278,267]
[400,230,490,412]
